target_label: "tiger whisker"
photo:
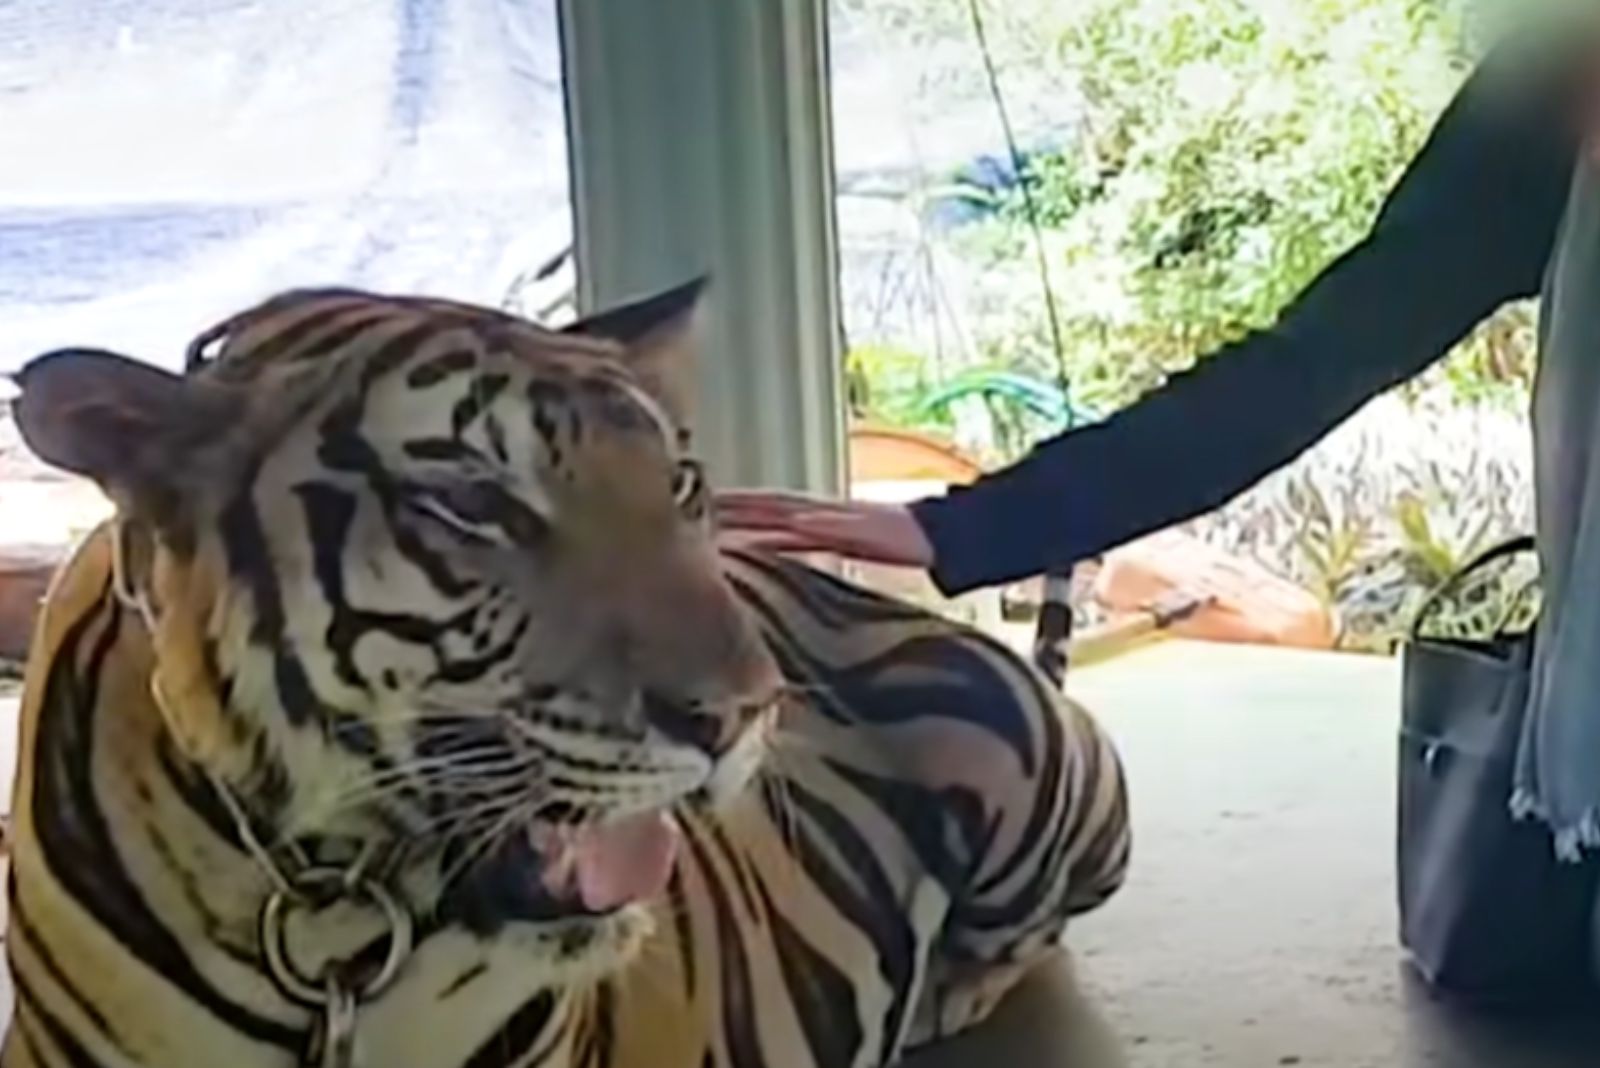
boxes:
[317,767,541,832]
[323,747,540,802]
[422,807,521,855]
[438,800,538,890]
[395,796,524,866]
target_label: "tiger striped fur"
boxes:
[3,283,1129,1068]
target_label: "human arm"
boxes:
[721,31,1586,595]
[910,40,1582,594]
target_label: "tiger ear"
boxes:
[13,349,245,522]
[563,277,707,429]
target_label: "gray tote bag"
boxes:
[1397,536,1598,1005]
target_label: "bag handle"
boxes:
[1408,535,1537,639]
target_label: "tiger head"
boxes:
[14,281,783,970]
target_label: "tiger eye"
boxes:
[672,459,706,513]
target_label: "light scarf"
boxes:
[1516,152,1600,860]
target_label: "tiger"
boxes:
[1,280,1130,1068]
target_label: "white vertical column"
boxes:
[558,0,845,494]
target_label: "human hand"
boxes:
[715,490,936,569]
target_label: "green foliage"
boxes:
[1404,299,1539,408]
[1187,404,1535,651]
[845,343,949,429]
[847,347,1073,464]
[839,0,1528,426]
[837,0,1542,648]
[1280,472,1376,609]
[989,0,1473,411]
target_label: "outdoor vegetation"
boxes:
[834,0,1538,650]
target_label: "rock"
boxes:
[1095,529,1338,651]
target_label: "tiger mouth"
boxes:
[459,810,683,923]
[531,812,681,913]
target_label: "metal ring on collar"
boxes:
[259,867,415,1008]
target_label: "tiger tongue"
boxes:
[569,812,681,912]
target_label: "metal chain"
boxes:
[308,976,358,1068]
[209,765,311,897]
[109,518,417,1068]
[259,866,415,1008]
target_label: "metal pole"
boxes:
[558,0,846,495]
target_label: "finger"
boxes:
[715,503,830,527]
[716,510,817,533]
[722,527,914,565]
[715,490,826,513]
[717,529,844,555]
[716,501,847,532]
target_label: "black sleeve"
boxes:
[911,42,1581,597]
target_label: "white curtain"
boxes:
[0,0,572,372]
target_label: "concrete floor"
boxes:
[1062,640,1599,1068]
[2,646,1598,1065]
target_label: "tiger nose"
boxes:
[642,690,771,756]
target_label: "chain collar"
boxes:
[108,517,417,1066]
